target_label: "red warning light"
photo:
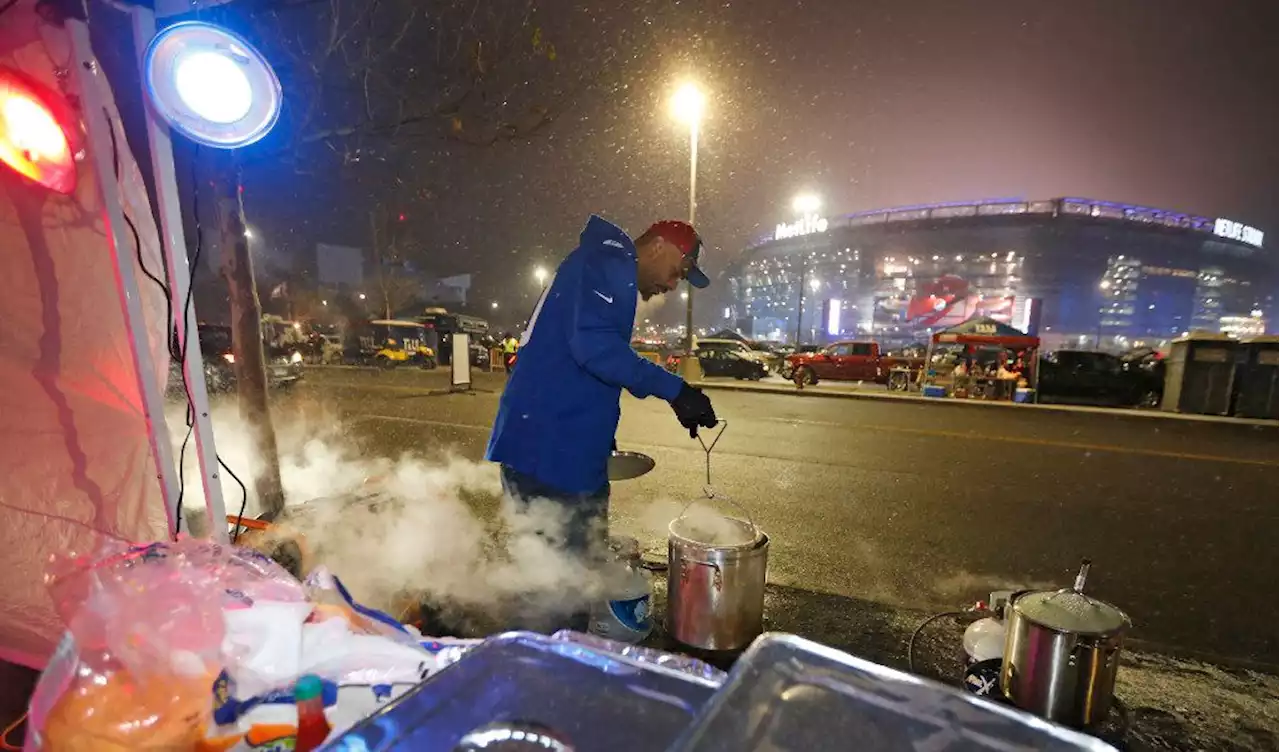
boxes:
[397,213,406,222]
[0,66,77,195]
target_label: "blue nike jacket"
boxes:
[486,216,684,494]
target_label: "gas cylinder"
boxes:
[588,563,652,644]
[962,616,1006,665]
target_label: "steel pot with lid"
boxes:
[1000,560,1130,728]
[666,422,769,651]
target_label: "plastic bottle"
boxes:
[962,617,1006,665]
[589,564,652,644]
[294,674,331,752]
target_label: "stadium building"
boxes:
[729,197,1276,351]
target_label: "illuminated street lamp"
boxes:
[358,292,367,301]
[491,301,499,310]
[533,265,549,287]
[671,81,706,379]
[809,277,821,292]
[793,194,821,215]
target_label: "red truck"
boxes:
[786,341,924,386]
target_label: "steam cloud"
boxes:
[168,406,611,630]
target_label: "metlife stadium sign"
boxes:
[1213,218,1264,248]
[775,213,829,240]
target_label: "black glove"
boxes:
[670,383,717,438]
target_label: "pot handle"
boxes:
[696,421,729,488]
[680,557,724,592]
[677,421,758,532]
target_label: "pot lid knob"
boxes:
[1072,558,1092,594]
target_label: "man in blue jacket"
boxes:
[487,216,717,610]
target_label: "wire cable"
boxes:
[906,610,968,675]
[188,149,249,540]
[0,710,26,751]
[104,110,249,539]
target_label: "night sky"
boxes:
[215,0,1276,325]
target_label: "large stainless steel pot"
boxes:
[1000,561,1130,728]
[667,505,768,651]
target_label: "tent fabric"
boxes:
[931,316,1040,348]
[0,10,171,667]
[933,316,1030,339]
[706,328,749,342]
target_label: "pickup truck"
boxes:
[786,341,923,385]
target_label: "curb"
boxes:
[693,380,1278,428]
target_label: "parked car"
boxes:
[666,347,767,380]
[776,344,822,379]
[787,341,923,385]
[167,324,303,398]
[1037,349,1164,407]
[695,337,769,363]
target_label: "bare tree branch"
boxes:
[239,0,602,168]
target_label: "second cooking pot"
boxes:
[1000,561,1130,728]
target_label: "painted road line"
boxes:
[356,414,491,431]
[757,416,1277,467]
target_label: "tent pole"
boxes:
[131,8,229,542]
[66,19,182,538]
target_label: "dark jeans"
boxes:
[499,465,610,632]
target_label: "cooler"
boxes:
[326,631,718,750]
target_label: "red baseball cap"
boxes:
[644,220,709,288]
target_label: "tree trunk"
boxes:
[210,151,285,520]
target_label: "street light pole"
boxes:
[685,118,698,359]
[790,194,822,346]
[671,82,706,382]
[795,256,806,345]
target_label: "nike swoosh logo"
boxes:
[594,290,613,304]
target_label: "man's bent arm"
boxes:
[566,249,684,400]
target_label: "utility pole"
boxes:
[794,254,807,345]
[211,151,284,519]
[370,209,391,319]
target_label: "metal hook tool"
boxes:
[696,420,728,489]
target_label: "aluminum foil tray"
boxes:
[327,631,719,751]
[669,633,1116,752]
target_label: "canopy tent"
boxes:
[706,328,749,343]
[924,316,1041,399]
[0,6,172,667]
[930,316,1040,349]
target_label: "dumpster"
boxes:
[1232,336,1278,419]
[1161,334,1237,415]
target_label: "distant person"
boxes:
[486,217,718,630]
[501,332,519,373]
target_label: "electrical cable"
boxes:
[906,610,969,675]
[104,110,249,539]
[186,148,249,541]
[0,709,25,751]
